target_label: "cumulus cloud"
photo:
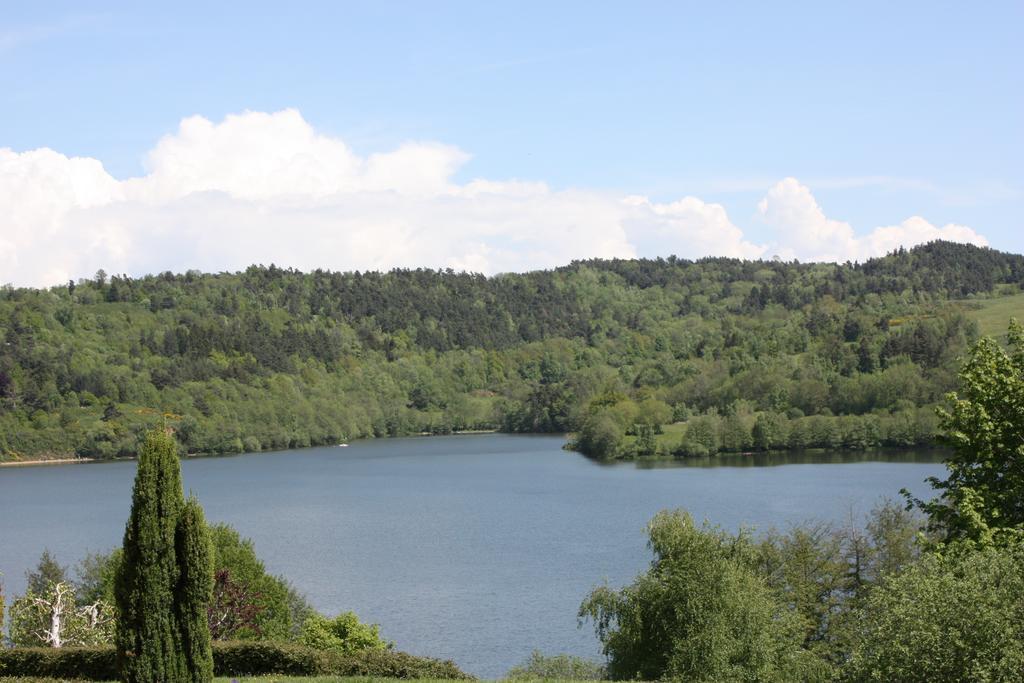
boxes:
[758,177,988,262]
[0,110,990,287]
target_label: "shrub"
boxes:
[300,611,391,654]
[0,646,118,680]
[213,641,321,676]
[0,642,473,680]
[325,648,474,679]
[505,650,606,680]
[840,544,1024,682]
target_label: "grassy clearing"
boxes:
[957,291,1024,338]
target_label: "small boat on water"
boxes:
[338,443,349,447]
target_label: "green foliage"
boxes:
[74,549,122,605]
[571,409,625,460]
[840,543,1024,682]
[324,648,473,680]
[579,510,827,682]
[0,645,118,680]
[754,501,924,664]
[678,414,719,456]
[8,582,115,648]
[505,651,606,680]
[908,319,1024,541]
[210,641,322,676]
[756,523,845,651]
[176,498,215,683]
[115,429,187,681]
[114,428,216,683]
[300,612,391,655]
[208,523,312,640]
[24,551,68,596]
[1,242,1017,462]
[752,411,788,450]
[0,643,472,680]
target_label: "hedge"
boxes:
[0,647,116,680]
[0,642,473,680]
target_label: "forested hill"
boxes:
[2,241,1022,461]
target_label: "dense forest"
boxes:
[1,240,1022,461]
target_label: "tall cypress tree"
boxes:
[115,429,187,683]
[176,497,214,683]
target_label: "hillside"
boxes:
[1,241,1022,461]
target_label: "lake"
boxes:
[0,434,945,677]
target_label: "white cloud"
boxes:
[0,111,992,287]
[758,177,988,262]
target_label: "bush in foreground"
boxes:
[839,543,1024,682]
[505,651,606,680]
[0,642,472,680]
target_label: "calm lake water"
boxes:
[0,434,944,677]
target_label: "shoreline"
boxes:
[0,429,505,469]
[0,456,98,467]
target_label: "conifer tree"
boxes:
[115,429,186,682]
[176,497,214,683]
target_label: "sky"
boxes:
[1,1,1021,287]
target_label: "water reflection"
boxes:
[624,448,947,469]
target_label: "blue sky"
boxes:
[1,1,1021,285]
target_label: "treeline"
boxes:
[1,241,1021,460]
[572,406,939,460]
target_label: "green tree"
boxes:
[574,409,625,460]
[757,523,845,651]
[26,549,68,594]
[680,415,720,456]
[633,422,657,457]
[115,429,214,683]
[176,497,214,683]
[719,413,752,452]
[752,412,788,451]
[208,523,312,640]
[579,510,828,682]
[840,544,1024,682]
[300,611,391,654]
[115,428,187,681]
[75,549,122,605]
[907,320,1024,541]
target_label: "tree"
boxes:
[116,429,186,681]
[633,422,657,457]
[75,549,122,605]
[840,544,1024,682]
[9,580,114,647]
[207,569,265,640]
[115,428,214,683]
[176,497,214,683]
[207,523,312,640]
[26,549,68,594]
[579,510,828,682]
[756,523,845,651]
[573,409,625,460]
[680,415,720,456]
[752,412,788,451]
[906,320,1024,541]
